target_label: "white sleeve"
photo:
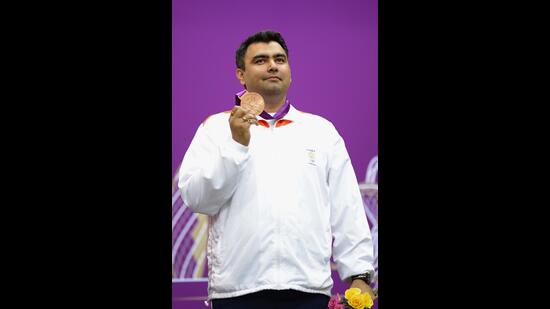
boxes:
[328,130,375,282]
[177,122,250,216]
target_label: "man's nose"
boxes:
[267,59,279,72]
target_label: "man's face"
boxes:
[236,41,292,96]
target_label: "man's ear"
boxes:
[235,68,245,86]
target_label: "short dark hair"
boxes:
[236,30,289,70]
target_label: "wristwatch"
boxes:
[351,272,372,285]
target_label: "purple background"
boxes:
[173,0,377,307]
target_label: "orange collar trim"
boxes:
[257,119,294,128]
[275,119,293,128]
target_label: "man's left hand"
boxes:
[350,279,375,300]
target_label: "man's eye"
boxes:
[276,58,286,63]
[255,59,265,64]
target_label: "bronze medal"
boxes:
[239,92,265,117]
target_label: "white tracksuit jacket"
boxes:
[178,104,374,299]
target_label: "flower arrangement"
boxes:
[327,288,374,309]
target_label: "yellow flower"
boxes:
[362,293,374,308]
[344,289,375,309]
[347,294,366,309]
[344,288,362,300]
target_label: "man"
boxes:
[178,30,374,309]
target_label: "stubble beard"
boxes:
[260,80,289,97]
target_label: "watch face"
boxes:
[354,274,371,284]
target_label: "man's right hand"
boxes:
[229,106,258,146]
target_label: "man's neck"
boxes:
[262,94,287,113]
